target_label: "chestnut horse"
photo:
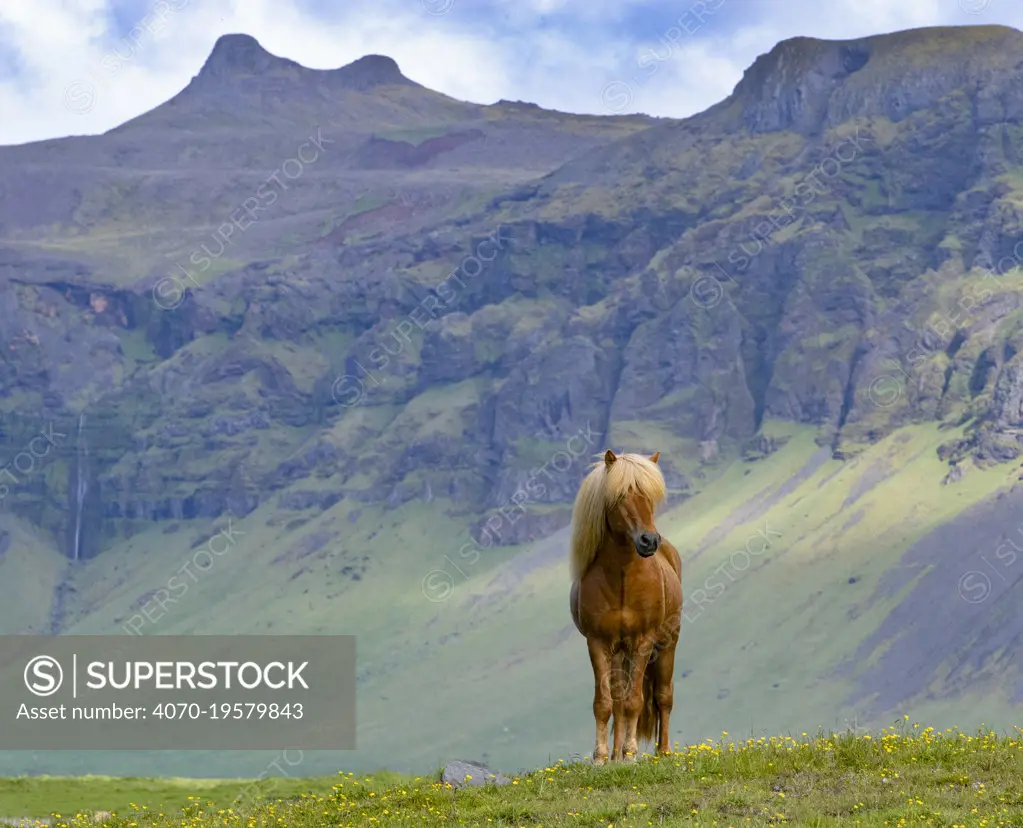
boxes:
[569,449,683,763]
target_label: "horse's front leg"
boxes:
[586,637,612,765]
[621,637,655,762]
[654,633,679,755]
[610,651,626,761]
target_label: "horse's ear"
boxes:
[649,451,660,464]
[604,449,617,467]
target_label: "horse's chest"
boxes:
[575,578,663,640]
[593,607,649,639]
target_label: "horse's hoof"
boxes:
[592,754,608,766]
[622,752,637,764]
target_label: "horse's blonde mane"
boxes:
[569,452,666,582]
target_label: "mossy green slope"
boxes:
[0,418,1018,779]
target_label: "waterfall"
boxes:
[72,412,88,561]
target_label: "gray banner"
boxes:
[0,636,355,750]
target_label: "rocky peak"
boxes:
[189,36,418,94]
[721,25,1023,134]
[162,36,422,123]
[334,54,416,91]
[196,33,300,79]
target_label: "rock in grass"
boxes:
[441,759,511,788]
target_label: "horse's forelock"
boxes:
[604,453,665,506]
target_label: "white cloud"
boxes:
[0,0,1020,145]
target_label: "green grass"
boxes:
[373,127,451,147]
[0,773,396,822]
[6,723,1023,826]
[0,519,68,634]
[348,194,391,217]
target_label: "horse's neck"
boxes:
[594,538,645,582]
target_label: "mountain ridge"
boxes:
[190,33,422,91]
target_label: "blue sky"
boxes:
[0,0,1020,146]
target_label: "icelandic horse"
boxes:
[569,450,683,763]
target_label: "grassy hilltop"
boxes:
[2,723,1023,826]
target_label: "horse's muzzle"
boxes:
[634,531,660,557]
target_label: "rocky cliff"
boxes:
[3,26,1023,565]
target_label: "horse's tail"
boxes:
[636,656,658,749]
